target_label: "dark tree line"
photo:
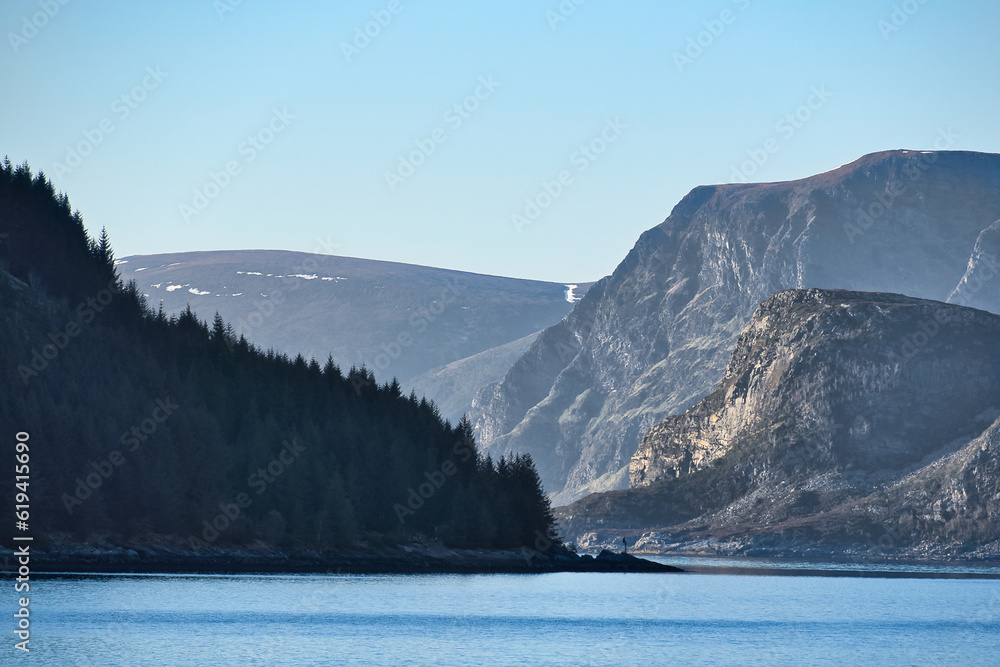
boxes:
[0,159,556,550]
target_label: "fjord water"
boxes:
[18,566,1000,666]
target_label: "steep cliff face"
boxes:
[472,150,1000,503]
[630,289,1000,486]
[948,219,1000,314]
[558,290,1000,558]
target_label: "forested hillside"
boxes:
[0,159,556,552]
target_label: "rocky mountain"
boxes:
[119,251,591,421]
[557,289,1000,559]
[471,150,1000,504]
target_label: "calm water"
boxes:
[8,562,1000,666]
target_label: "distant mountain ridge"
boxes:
[471,150,1000,503]
[557,289,1000,559]
[119,250,593,421]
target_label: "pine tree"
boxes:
[211,312,227,343]
[91,226,117,281]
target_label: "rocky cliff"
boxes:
[558,289,1000,559]
[472,150,1000,504]
[948,219,1000,313]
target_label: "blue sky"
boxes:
[2,0,998,282]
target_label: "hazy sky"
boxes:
[3,0,998,282]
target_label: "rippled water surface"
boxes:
[9,562,1000,665]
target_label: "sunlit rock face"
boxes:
[472,150,1000,504]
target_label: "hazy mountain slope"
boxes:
[119,250,586,387]
[557,289,1000,559]
[948,219,1000,313]
[408,332,542,425]
[471,150,1000,503]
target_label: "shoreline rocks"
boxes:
[1,542,682,575]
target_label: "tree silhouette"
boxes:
[0,160,560,552]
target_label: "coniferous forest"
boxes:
[0,159,557,552]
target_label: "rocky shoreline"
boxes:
[2,542,682,575]
[575,531,1000,564]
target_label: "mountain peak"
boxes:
[472,150,1000,504]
